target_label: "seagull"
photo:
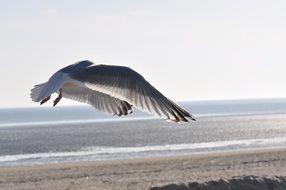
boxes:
[30,60,196,122]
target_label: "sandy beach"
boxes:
[1,148,286,190]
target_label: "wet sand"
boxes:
[1,148,286,190]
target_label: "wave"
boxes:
[1,112,286,128]
[0,116,154,128]
[1,137,286,166]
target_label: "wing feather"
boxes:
[71,65,195,122]
[61,83,133,116]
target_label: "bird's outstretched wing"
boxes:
[70,65,195,122]
[61,83,133,116]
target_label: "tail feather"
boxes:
[30,82,48,102]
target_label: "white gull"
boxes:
[30,60,195,122]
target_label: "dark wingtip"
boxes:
[189,115,196,121]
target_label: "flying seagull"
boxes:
[30,60,196,122]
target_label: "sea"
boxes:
[1,98,286,167]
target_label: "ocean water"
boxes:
[1,99,286,166]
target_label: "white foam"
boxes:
[0,116,155,128]
[1,112,285,128]
[1,137,286,165]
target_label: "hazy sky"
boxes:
[1,0,286,107]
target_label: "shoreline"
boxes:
[1,143,286,167]
[1,147,286,190]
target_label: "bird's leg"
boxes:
[53,89,62,107]
[40,96,51,105]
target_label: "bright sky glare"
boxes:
[1,0,286,107]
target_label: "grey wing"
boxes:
[61,83,133,116]
[70,65,195,122]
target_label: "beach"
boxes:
[1,148,286,190]
[1,101,286,189]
